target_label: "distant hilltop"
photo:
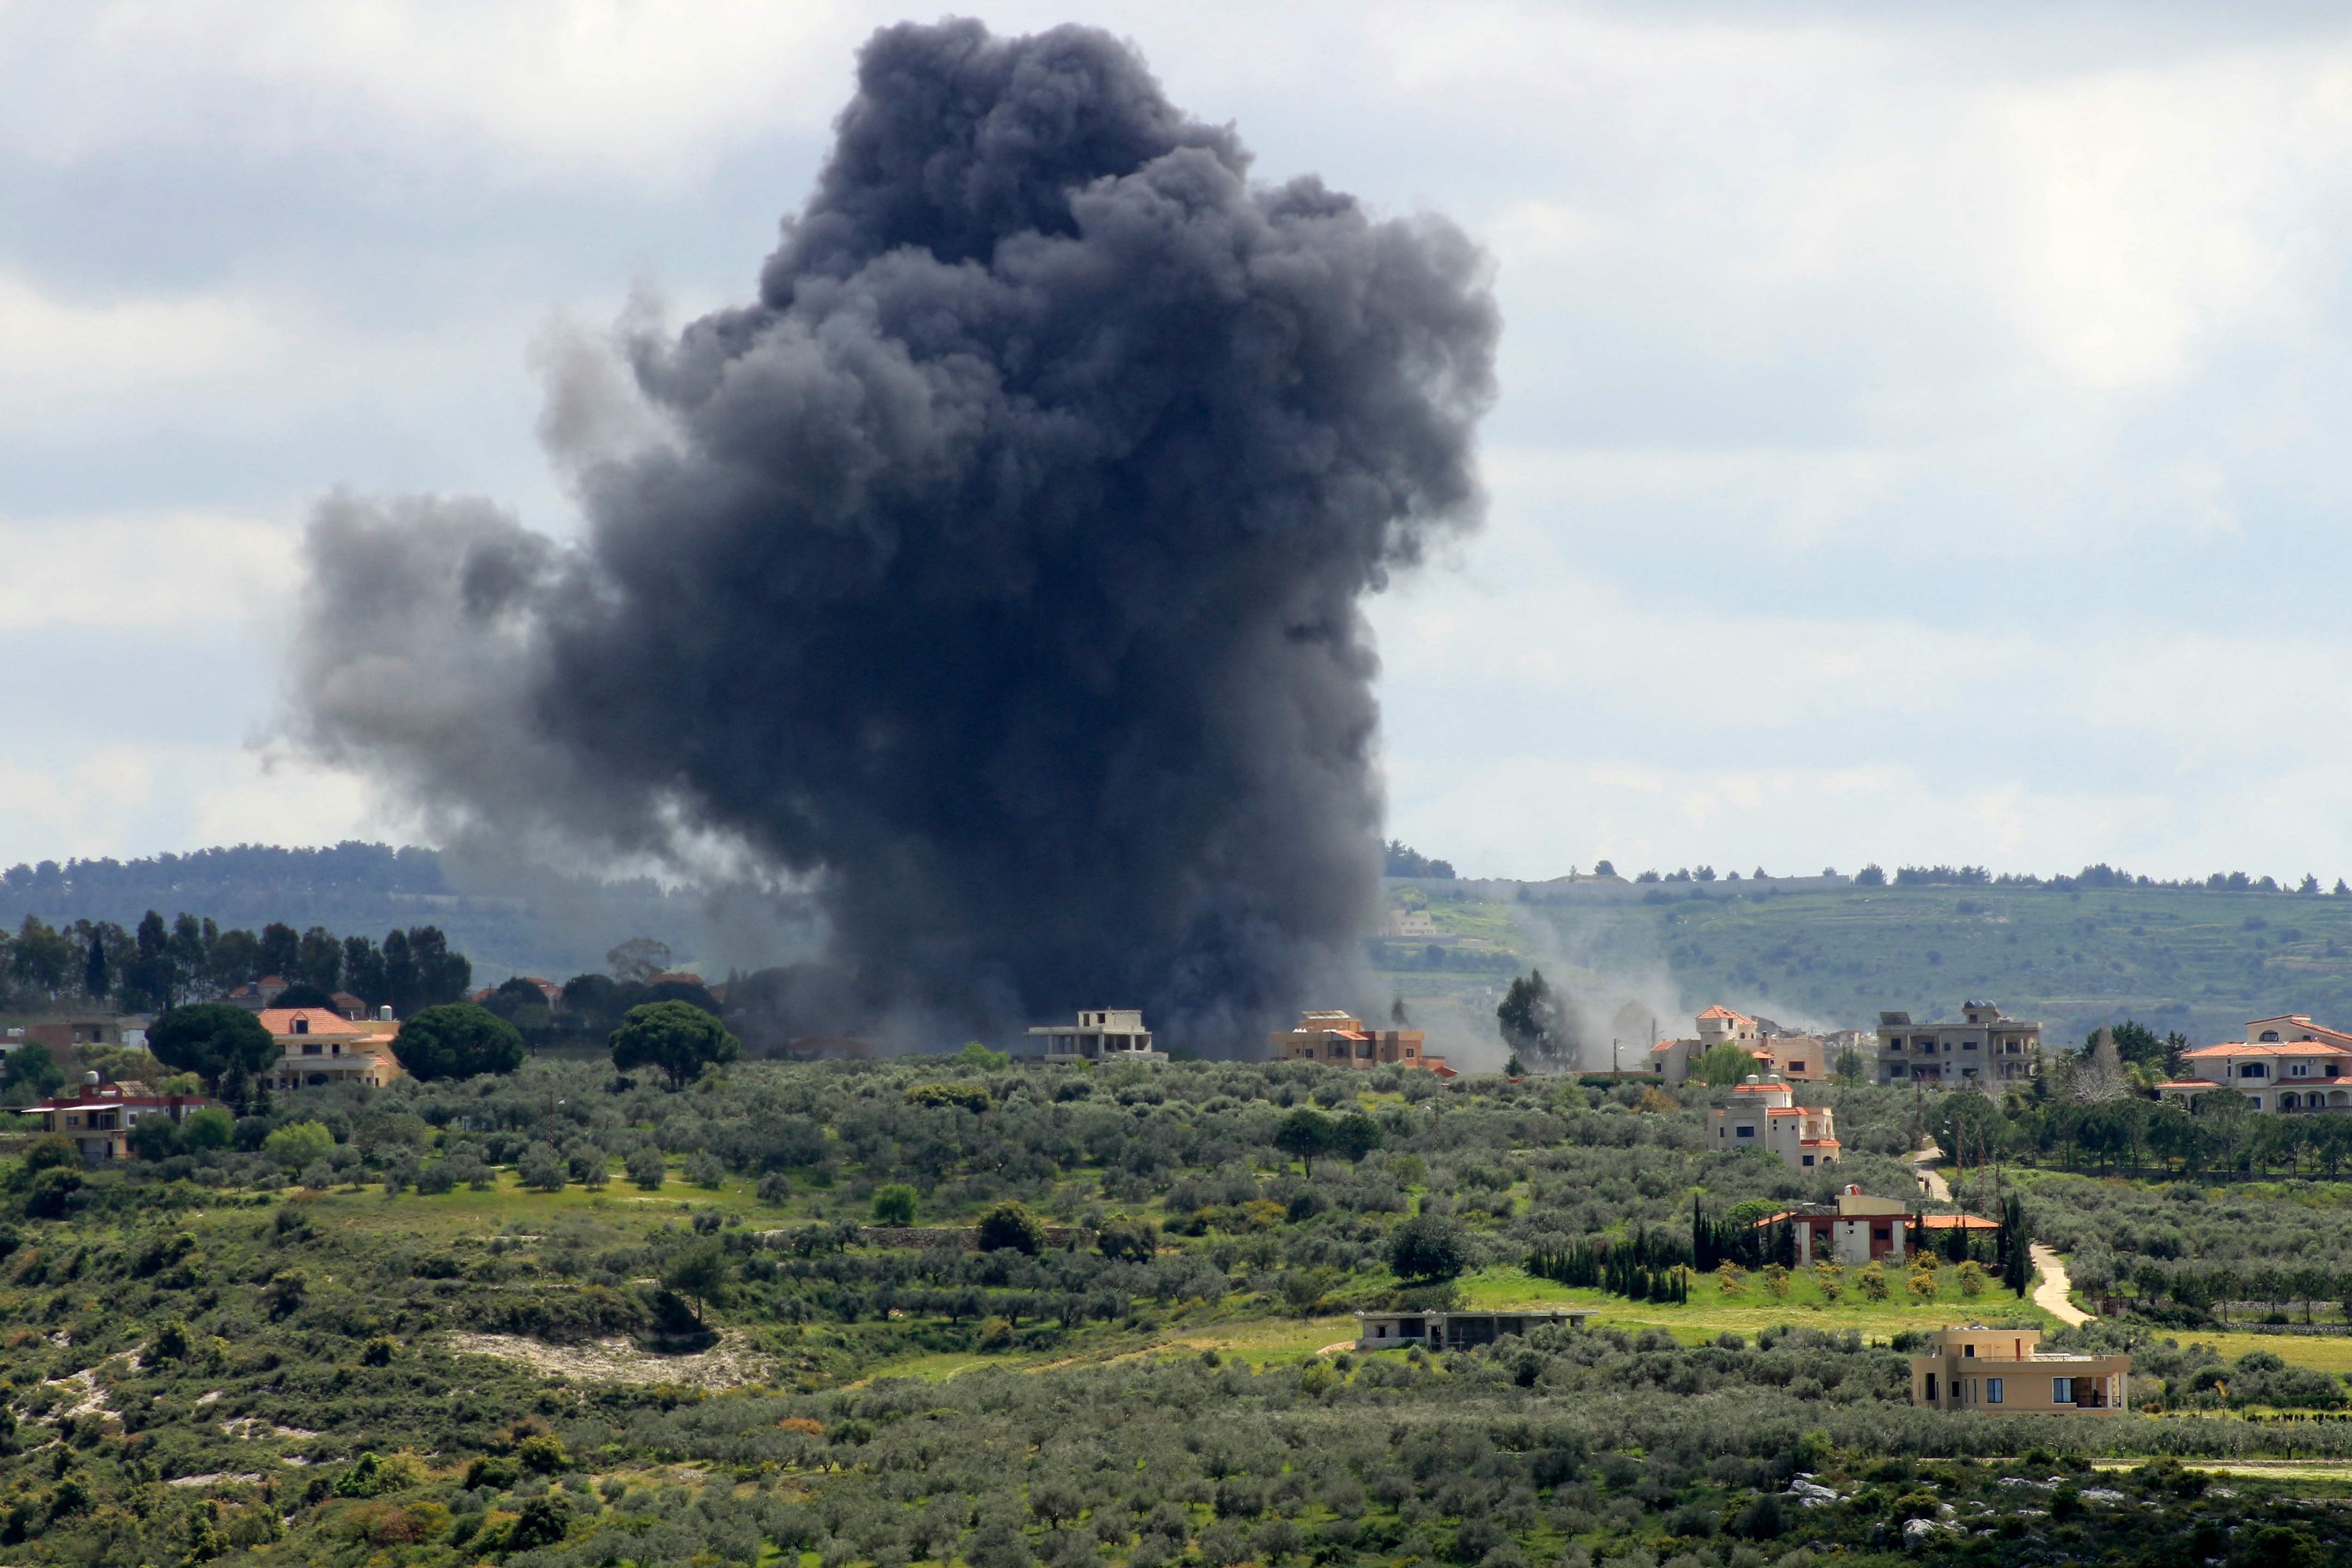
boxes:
[0,842,704,985]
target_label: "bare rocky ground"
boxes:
[441,1330,773,1389]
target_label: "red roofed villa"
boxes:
[2159,1014,2352,1114]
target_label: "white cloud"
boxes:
[0,740,373,871]
[0,511,298,631]
[0,272,282,423]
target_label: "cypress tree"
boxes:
[83,930,108,1002]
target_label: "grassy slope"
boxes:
[1386,880,2352,1045]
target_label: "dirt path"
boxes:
[2031,1243,2092,1326]
[1909,1142,1952,1202]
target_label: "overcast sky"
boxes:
[6,2,2351,883]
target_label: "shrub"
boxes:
[1956,1261,1986,1297]
[518,1145,566,1192]
[1098,1216,1158,1262]
[265,1121,335,1173]
[907,1083,993,1114]
[568,1148,609,1188]
[627,1146,667,1191]
[150,1319,191,1363]
[685,1151,726,1189]
[128,1115,182,1161]
[415,1162,456,1195]
[1388,1214,1466,1281]
[181,1106,235,1150]
[1858,1263,1890,1301]
[871,1183,918,1225]
[516,1433,570,1473]
[757,1172,793,1205]
[332,1451,425,1499]
[21,1135,78,1174]
[27,1167,82,1219]
[978,1201,1045,1254]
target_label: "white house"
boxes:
[1707,1075,1840,1169]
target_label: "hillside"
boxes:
[1378,877,2352,1062]
[2,1058,2350,1568]
[0,845,716,987]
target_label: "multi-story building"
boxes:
[1910,1327,2129,1414]
[1269,1011,1448,1073]
[2158,1014,2352,1114]
[262,1007,405,1091]
[25,1074,220,1162]
[1874,1002,2041,1085]
[1025,1009,1166,1064]
[1707,1076,1840,1169]
[1651,1007,1828,1084]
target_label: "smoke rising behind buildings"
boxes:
[288,19,1497,1048]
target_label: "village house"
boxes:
[263,1007,405,1091]
[1649,1007,1828,1084]
[1025,1009,1167,1064]
[1753,1184,2000,1265]
[1708,1075,1840,1169]
[1910,1327,2129,1413]
[1874,1002,2042,1085]
[25,1073,220,1162]
[2157,1014,2352,1113]
[225,975,293,1011]
[1268,1010,1449,1074]
[1355,1307,1591,1350]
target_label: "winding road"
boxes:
[1910,1143,2090,1325]
[2031,1243,2093,1326]
[1908,1143,1952,1202]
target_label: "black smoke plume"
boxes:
[289,19,1497,1049]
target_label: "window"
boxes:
[1873,1225,1890,1242]
[2242,1064,2269,1079]
[1735,1124,1756,1139]
[1888,1064,1907,1077]
[1987,1378,2003,1404]
[1924,1373,1939,1401]
[1801,1155,1815,1166]
[292,1017,308,1035]
[2294,1063,2311,1076]
[1963,1343,1976,1358]
[2052,1378,2074,1404]
[1962,1039,1979,1051]
[2261,1031,2281,1042]
[1786,1061,1806,1073]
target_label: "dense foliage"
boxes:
[4,1058,2352,1567]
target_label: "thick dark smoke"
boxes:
[289,19,1497,1050]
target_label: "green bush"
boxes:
[263,1121,335,1172]
[626,1147,666,1191]
[181,1106,233,1150]
[977,1201,1045,1254]
[907,1083,993,1113]
[871,1184,918,1225]
[1389,1213,1466,1281]
[392,1003,526,1082]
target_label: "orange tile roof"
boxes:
[2184,1041,2343,1058]
[1697,1005,1752,1022]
